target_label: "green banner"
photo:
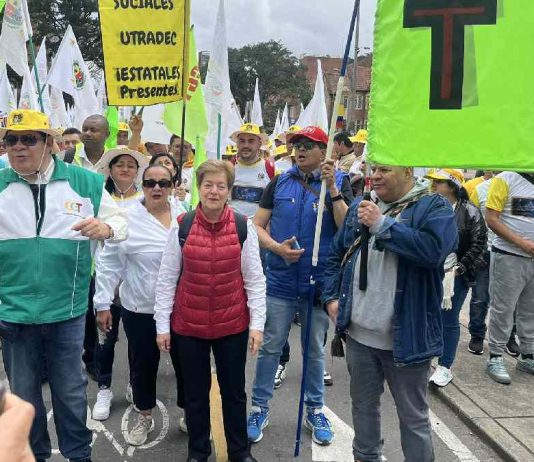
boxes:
[368,0,534,171]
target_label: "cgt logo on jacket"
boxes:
[63,200,85,217]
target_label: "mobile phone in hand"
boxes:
[291,239,301,250]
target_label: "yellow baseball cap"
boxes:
[118,122,129,132]
[350,129,368,144]
[0,109,62,141]
[230,123,268,144]
[425,168,465,189]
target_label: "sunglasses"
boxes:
[4,134,44,147]
[142,179,173,189]
[293,141,317,151]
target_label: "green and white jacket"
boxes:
[0,156,127,324]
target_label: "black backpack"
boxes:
[178,210,248,248]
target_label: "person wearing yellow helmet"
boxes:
[273,144,293,173]
[223,144,238,163]
[117,122,130,146]
[425,169,487,387]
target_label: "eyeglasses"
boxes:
[142,179,173,188]
[293,141,317,151]
[4,134,44,147]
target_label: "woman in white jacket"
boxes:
[94,164,180,446]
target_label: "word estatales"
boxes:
[115,65,180,82]
[114,0,174,10]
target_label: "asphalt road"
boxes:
[1,323,503,462]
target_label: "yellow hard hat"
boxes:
[230,123,268,144]
[275,145,288,157]
[0,109,62,141]
[118,122,129,132]
[425,168,465,188]
[280,125,302,144]
[350,129,368,144]
[225,144,238,156]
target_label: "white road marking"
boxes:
[311,406,387,462]
[429,409,480,462]
[122,400,169,457]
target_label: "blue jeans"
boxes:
[469,252,490,339]
[2,315,92,461]
[251,295,329,412]
[439,275,470,368]
[346,337,434,462]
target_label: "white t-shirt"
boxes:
[230,158,272,218]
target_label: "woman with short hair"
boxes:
[155,160,266,462]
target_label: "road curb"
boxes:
[431,380,534,462]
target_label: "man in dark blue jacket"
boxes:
[322,165,457,462]
[247,127,353,446]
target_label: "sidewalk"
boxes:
[432,308,534,462]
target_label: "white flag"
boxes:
[49,86,69,129]
[251,78,263,127]
[296,60,328,131]
[0,62,17,118]
[19,67,39,110]
[270,109,281,140]
[0,0,32,77]
[204,0,242,157]
[142,104,171,145]
[32,38,51,114]
[96,73,107,114]
[47,25,98,127]
[280,103,289,133]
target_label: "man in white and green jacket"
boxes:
[0,110,127,462]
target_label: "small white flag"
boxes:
[0,62,17,119]
[296,60,328,132]
[47,25,99,127]
[0,0,32,77]
[251,78,263,127]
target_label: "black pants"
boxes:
[82,277,96,369]
[172,329,250,460]
[280,340,290,365]
[94,303,122,388]
[122,309,160,411]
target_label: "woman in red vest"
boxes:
[155,160,266,462]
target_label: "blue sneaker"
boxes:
[304,410,333,445]
[247,407,269,443]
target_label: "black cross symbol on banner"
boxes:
[404,0,497,110]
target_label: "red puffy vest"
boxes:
[171,205,249,339]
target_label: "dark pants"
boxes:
[469,252,490,339]
[280,340,290,365]
[121,309,160,411]
[82,277,96,370]
[439,275,470,369]
[173,329,251,461]
[95,303,122,388]
[2,315,92,461]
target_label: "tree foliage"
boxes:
[227,41,312,132]
[27,0,102,68]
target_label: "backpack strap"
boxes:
[265,159,275,179]
[178,209,248,248]
[233,211,248,247]
[63,147,76,164]
[178,210,197,247]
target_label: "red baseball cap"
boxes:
[286,126,329,145]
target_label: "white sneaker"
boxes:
[128,414,155,446]
[429,365,453,387]
[126,383,133,404]
[92,388,113,421]
[274,364,287,389]
[179,416,188,434]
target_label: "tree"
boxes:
[27,0,102,68]
[227,41,312,132]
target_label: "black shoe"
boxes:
[468,337,484,355]
[293,312,301,326]
[506,337,520,357]
[323,370,334,386]
[229,457,258,462]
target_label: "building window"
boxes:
[364,119,368,129]
[343,96,349,109]
[355,94,364,110]
[365,94,370,110]
[356,119,365,131]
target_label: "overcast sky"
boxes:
[191,0,377,58]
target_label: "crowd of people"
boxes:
[0,108,533,462]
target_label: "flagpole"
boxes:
[293,0,360,457]
[216,113,222,160]
[28,37,44,112]
[178,0,191,185]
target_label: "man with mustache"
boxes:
[229,124,275,219]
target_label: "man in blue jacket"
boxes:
[322,165,457,462]
[247,127,353,446]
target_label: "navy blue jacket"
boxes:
[266,165,348,300]
[322,194,458,365]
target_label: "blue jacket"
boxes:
[322,193,458,365]
[266,165,348,300]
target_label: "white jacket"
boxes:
[94,200,179,314]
